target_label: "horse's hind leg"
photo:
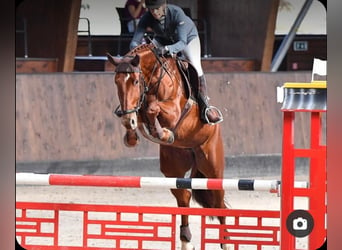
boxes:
[159,145,195,250]
[192,128,233,249]
[193,172,232,250]
[170,189,194,250]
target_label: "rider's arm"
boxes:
[129,13,151,50]
[166,7,198,55]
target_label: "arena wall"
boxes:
[16,72,322,174]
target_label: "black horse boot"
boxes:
[197,75,223,124]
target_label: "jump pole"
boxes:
[16,173,309,193]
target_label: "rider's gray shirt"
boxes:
[129,4,198,54]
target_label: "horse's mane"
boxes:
[127,43,155,56]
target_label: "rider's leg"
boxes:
[197,75,223,124]
[183,37,223,124]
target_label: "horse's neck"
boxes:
[142,57,187,101]
[128,44,154,56]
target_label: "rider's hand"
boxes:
[156,46,171,57]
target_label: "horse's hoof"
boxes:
[161,128,174,144]
[181,241,195,250]
[123,131,139,147]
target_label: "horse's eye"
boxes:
[133,79,139,85]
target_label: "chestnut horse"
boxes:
[107,43,229,250]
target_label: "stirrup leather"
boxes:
[204,106,224,125]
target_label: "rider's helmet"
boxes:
[145,0,166,9]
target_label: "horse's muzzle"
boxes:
[121,112,138,130]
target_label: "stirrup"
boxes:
[204,106,224,125]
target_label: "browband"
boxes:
[115,63,141,73]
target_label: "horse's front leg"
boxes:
[146,101,174,143]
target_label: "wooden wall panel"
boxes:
[16,0,81,72]
[16,73,158,162]
[205,72,316,155]
[16,59,58,73]
[56,0,82,72]
[260,0,279,71]
[201,58,257,72]
[203,0,278,69]
[104,58,257,73]
[16,72,319,163]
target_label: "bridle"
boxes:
[113,62,145,117]
[113,52,169,118]
[113,46,194,134]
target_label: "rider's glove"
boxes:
[156,46,171,56]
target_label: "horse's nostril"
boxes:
[130,118,137,129]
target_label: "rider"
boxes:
[129,0,223,125]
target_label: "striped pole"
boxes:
[16,173,307,193]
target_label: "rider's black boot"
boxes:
[197,75,223,124]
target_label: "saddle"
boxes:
[151,46,199,100]
[175,58,199,101]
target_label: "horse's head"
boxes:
[107,53,142,130]
[108,43,183,136]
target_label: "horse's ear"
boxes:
[106,53,121,66]
[131,55,140,67]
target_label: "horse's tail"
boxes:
[191,171,215,209]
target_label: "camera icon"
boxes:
[287,210,314,237]
[293,217,308,231]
